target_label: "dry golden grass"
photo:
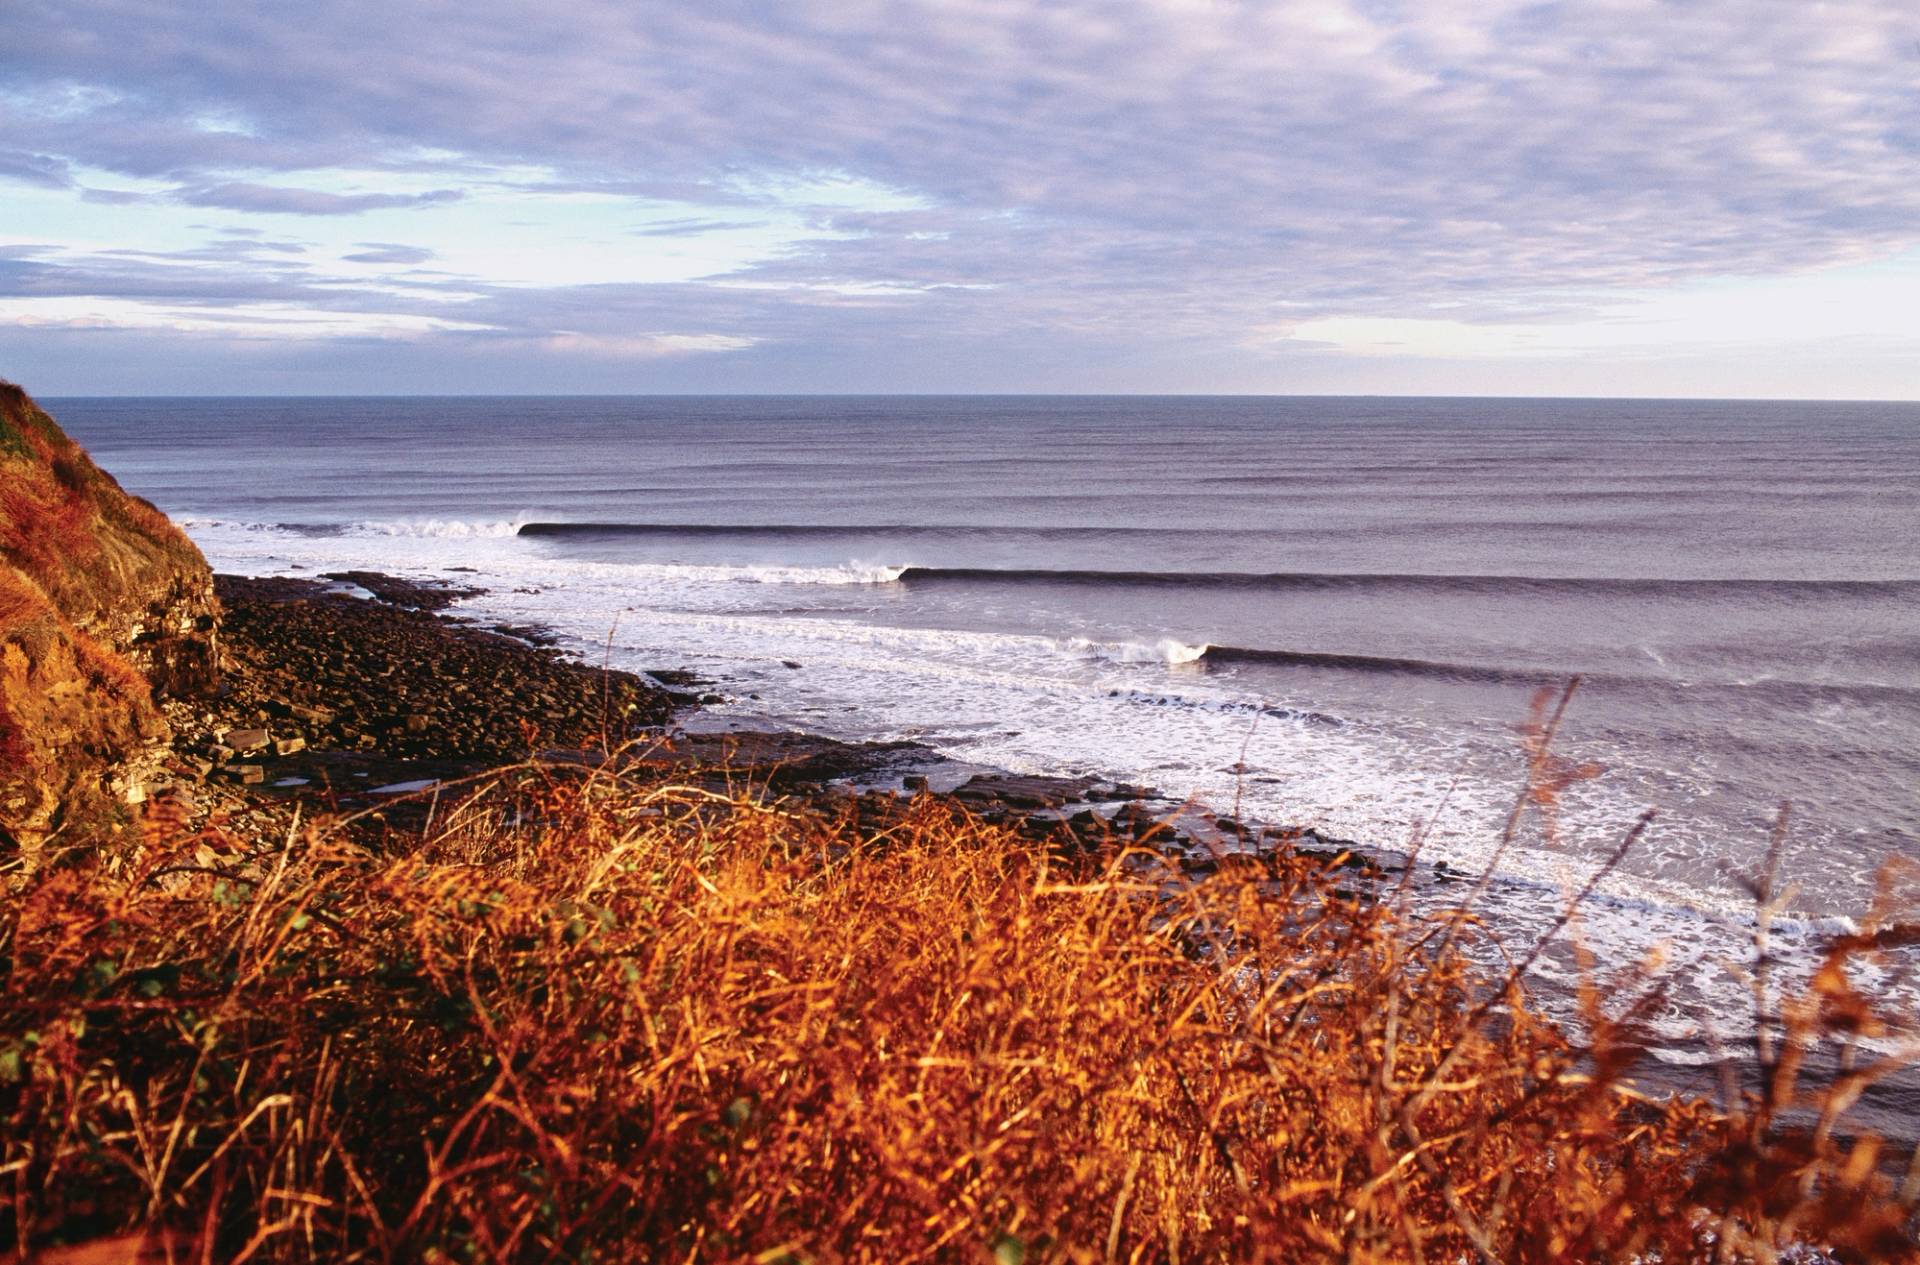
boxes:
[0,479,98,603]
[3,740,1916,1264]
[0,382,202,619]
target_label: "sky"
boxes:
[3,0,1920,397]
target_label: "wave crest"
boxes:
[346,516,531,539]
[1066,636,1211,665]
[730,562,910,586]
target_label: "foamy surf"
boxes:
[729,561,910,585]
[1065,636,1210,665]
[346,516,534,538]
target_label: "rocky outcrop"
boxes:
[0,381,218,859]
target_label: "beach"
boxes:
[172,570,1382,875]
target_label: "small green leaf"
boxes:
[991,1234,1026,1265]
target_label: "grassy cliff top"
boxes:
[0,380,204,631]
[1,382,217,855]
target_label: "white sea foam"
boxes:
[345,515,535,539]
[729,561,909,585]
[1066,635,1210,664]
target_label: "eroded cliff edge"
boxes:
[0,381,218,859]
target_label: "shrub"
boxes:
[1,754,1913,1263]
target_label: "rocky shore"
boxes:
[154,568,1379,876]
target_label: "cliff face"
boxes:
[0,381,218,859]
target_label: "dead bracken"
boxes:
[2,748,1916,1263]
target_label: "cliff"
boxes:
[0,381,218,860]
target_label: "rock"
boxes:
[273,736,307,756]
[320,570,485,611]
[902,774,930,792]
[221,727,271,753]
[1113,803,1168,839]
[202,573,678,778]
[951,773,1092,810]
[491,623,559,646]
[222,764,265,786]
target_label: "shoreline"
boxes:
[176,570,1386,874]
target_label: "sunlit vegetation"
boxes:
[4,736,1916,1263]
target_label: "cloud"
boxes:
[79,186,149,204]
[100,238,309,261]
[178,182,465,215]
[630,218,766,238]
[0,148,71,189]
[3,0,1920,391]
[536,331,758,356]
[341,242,436,264]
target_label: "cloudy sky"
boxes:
[4,0,1919,396]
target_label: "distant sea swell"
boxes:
[516,523,1913,591]
[183,514,1920,701]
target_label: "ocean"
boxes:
[53,394,1920,1069]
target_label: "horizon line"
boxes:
[30,390,1920,405]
